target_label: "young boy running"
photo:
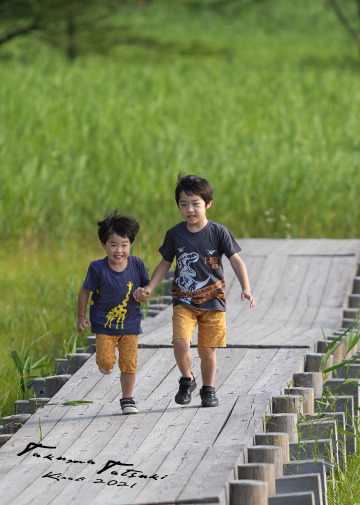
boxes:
[135,174,255,408]
[77,210,149,415]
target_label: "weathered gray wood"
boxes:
[247,446,283,477]
[67,353,91,375]
[284,387,314,414]
[45,374,72,397]
[254,433,290,462]
[0,435,12,448]
[54,359,69,375]
[237,463,276,494]
[268,491,315,505]
[275,474,323,505]
[283,460,327,498]
[289,439,334,472]
[305,353,333,380]
[230,479,268,505]
[324,378,360,409]
[293,372,323,398]
[28,397,51,414]
[28,377,47,397]
[266,414,298,443]
[2,414,31,434]
[271,395,303,415]
[14,400,30,414]
[313,395,355,455]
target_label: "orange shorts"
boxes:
[96,334,138,374]
[172,305,226,347]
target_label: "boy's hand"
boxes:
[77,317,91,333]
[241,290,256,308]
[133,286,152,303]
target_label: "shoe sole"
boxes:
[175,397,191,405]
[201,402,218,408]
[122,407,138,415]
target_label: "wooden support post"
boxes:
[293,372,323,398]
[271,395,303,415]
[268,492,315,505]
[266,413,298,443]
[324,378,360,409]
[254,433,290,462]
[14,400,30,414]
[45,374,71,397]
[237,463,276,495]
[2,414,31,434]
[67,353,91,375]
[28,377,47,398]
[0,434,13,448]
[229,479,268,505]
[289,439,334,472]
[298,419,339,468]
[247,445,283,477]
[314,394,354,453]
[28,397,51,414]
[55,359,69,375]
[283,460,327,502]
[334,363,360,379]
[284,387,314,414]
[305,352,333,380]
[275,474,322,505]
[304,412,346,467]
[316,340,343,366]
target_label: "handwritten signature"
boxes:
[18,442,168,484]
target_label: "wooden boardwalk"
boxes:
[1,239,359,505]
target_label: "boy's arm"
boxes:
[77,286,91,332]
[229,253,256,308]
[134,258,172,302]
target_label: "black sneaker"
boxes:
[120,397,138,415]
[175,375,197,405]
[200,386,218,407]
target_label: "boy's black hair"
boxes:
[175,173,213,206]
[97,210,140,244]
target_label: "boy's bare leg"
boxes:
[173,338,192,377]
[120,372,136,398]
[198,346,216,387]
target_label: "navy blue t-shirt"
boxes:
[159,220,241,311]
[83,255,150,335]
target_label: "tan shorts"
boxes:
[172,305,226,347]
[96,334,138,374]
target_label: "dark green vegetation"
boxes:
[1,1,360,418]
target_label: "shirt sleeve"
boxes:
[82,262,100,292]
[136,258,150,286]
[219,225,242,259]
[158,230,175,263]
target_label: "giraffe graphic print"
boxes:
[104,282,133,330]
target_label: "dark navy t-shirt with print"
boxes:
[83,255,150,336]
[159,220,241,311]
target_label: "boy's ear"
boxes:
[101,242,106,250]
[206,200,213,209]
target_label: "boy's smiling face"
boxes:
[102,232,131,271]
[178,191,212,232]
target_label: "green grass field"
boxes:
[1,1,360,416]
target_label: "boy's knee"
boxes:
[173,337,191,350]
[96,355,116,372]
[198,346,216,359]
